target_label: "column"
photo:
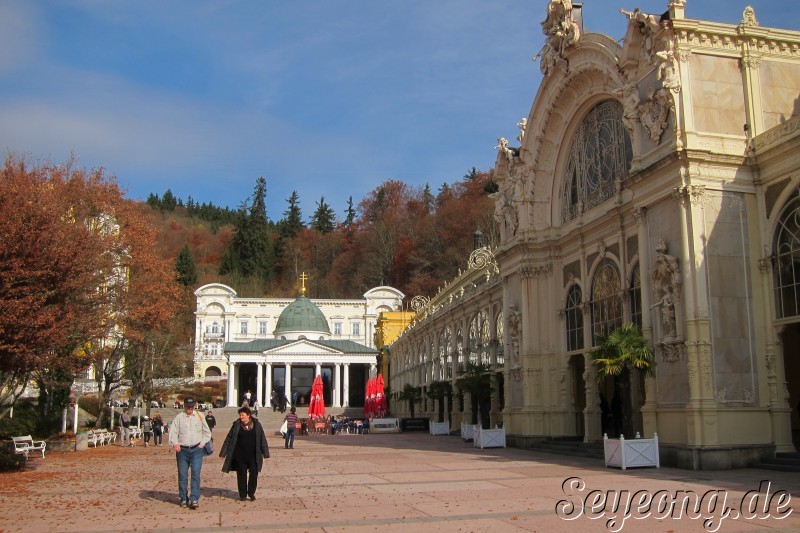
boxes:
[315,363,321,376]
[256,363,264,407]
[369,363,376,378]
[284,363,292,406]
[343,364,350,407]
[333,364,341,408]
[227,361,235,407]
[265,363,273,410]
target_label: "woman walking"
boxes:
[219,406,270,501]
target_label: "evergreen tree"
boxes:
[422,184,435,213]
[161,189,177,211]
[280,191,304,238]
[175,242,198,287]
[146,193,160,210]
[343,196,356,228]
[219,177,273,282]
[311,196,336,234]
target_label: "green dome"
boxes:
[274,295,331,336]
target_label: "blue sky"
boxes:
[1,1,797,220]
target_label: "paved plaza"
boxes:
[1,419,800,532]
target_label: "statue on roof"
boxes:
[534,0,581,76]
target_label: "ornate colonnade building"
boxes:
[389,1,800,469]
[193,282,404,408]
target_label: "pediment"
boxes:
[263,339,342,356]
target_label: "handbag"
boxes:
[280,421,288,435]
[203,439,214,456]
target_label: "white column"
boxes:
[315,363,321,376]
[227,361,235,407]
[265,363,273,409]
[256,363,264,407]
[343,363,350,407]
[333,364,341,407]
[284,364,292,405]
[369,363,376,378]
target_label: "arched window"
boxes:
[495,312,505,366]
[774,187,800,318]
[560,100,632,224]
[591,260,623,344]
[629,264,642,328]
[565,285,583,352]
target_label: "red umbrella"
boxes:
[308,375,325,419]
[363,377,375,418]
[376,374,387,417]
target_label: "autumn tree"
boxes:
[0,156,123,420]
[87,199,184,427]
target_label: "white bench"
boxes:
[12,435,46,459]
[86,430,103,447]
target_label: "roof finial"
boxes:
[299,272,308,296]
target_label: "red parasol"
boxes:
[376,374,387,417]
[308,374,325,419]
[363,377,375,418]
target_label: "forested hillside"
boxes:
[146,170,499,300]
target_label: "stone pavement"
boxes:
[1,420,800,532]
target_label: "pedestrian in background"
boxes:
[152,412,164,446]
[142,416,153,447]
[283,406,298,449]
[119,408,132,447]
[205,410,217,432]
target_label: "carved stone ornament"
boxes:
[741,6,759,27]
[658,341,686,363]
[511,367,524,383]
[639,86,673,142]
[534,0,581,76]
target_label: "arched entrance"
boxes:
[781,324,800,450]
[204,366,222,377]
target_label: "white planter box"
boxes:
[604,433,660,469]
[370,418,400,433]
[460,424,477,441]
[473,427,506,449]
[430,421,450,435]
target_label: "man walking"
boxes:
[169,397,212,509]
[119,408,132,447]
[283,406,298,449]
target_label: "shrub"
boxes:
[0,445,26,472]
[0,402,39,440]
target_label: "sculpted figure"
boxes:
[613,83,640,133]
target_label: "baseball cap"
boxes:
[184,397,196,407]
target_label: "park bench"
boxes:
[12,435,46,459]
[86,430,103,447]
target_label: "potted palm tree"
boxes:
[592,323,659,469]
[426,380,452,435]
[397,384,421,418]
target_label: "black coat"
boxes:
[219,418,270,473]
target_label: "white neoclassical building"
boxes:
[194,282,404,408]
[389,1,800,469]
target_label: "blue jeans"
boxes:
[176,446,203,502]
[285,429,295,448]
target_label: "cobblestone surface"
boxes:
[2,418,799,532]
